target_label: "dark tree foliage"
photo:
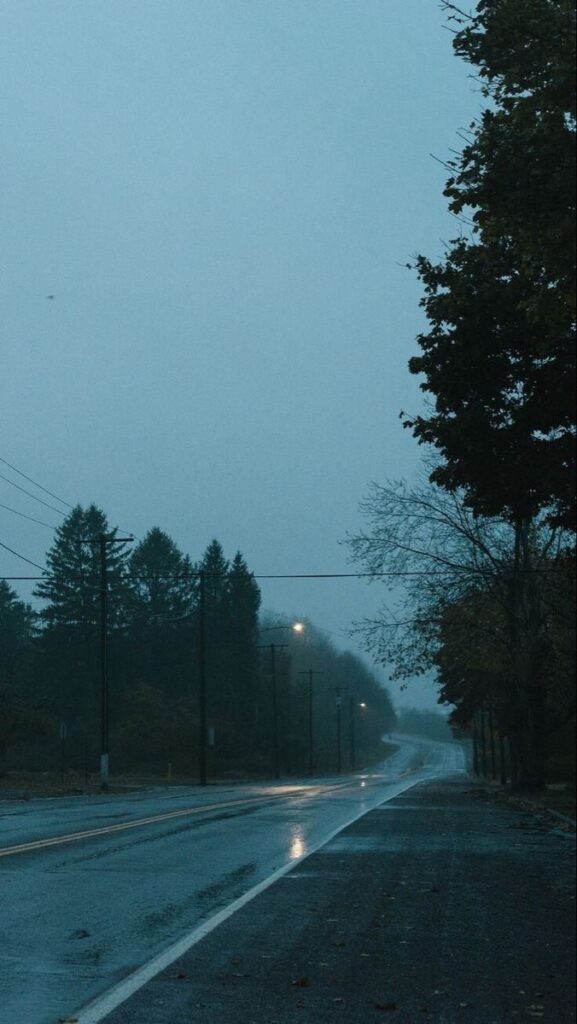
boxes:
[0,580,36,689]
[446,0,576,298]
[124,527,196,700]
[408,240,575,524]
[34,505,131,729]
[406,0,576,530]
[271,619,397,775]
[0,582,44,775]
[224,552,261,736]
[7,518,395,781]
[348,476,575,787]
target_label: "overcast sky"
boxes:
[1,0,480,710]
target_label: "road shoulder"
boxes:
[80,776,576,1024]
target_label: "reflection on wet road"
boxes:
[0,736,465,1024]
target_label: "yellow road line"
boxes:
[0,780,357,860]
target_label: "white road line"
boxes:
[71,769,462,1024]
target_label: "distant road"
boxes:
[0,736,465,1024]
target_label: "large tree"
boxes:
[398,1,575,785]
[34,505,131,735]
[406,0,576,530]
[347,477,573,786]
[126,527,196,699]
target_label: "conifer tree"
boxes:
[34,504,131,727]
[126,527,196,698]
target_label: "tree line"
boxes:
[0,504,396,780]
[350,0,575,788]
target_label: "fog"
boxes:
[1,1,480,711]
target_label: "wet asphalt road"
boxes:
[0,736,464,1024]
[95,777,576,1024]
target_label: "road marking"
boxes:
[0,781,356,860]
[72,770,463,1024]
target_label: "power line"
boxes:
[0,471,68,517]
[0,455,74,509]
[0,567,572,582]
[0,456,140,541]
[0,540,45,571]
[0,502,57,530]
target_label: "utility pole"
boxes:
[99,532,132,792]
[349,695,356,771]
[472,715,480,776]
[257,642,288,780]
[99,534,108,790]
[300,670,323,776]
[335,687,342,774]
[498,729,508,786]
[488,702,497,780]
[479,707,488,778]
[198,570,207,786]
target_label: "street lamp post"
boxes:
[256,641,288,779]
[349,695,356,771]
[99,532,133,792]
[335,687,342,774]
[257,622,304,781]
[300,669,324,776]
[348,698,367,772]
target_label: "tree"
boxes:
[445,0,575,306]
[261,614,396,774]
[406,0,576,530]
[34,505,131,743]
[347,477,574,786]
[126,527,196,699]
[224,552,261,742]
[0,580,36,690]
[0,582,42,775]
[407,239,575,527]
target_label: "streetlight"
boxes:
[335,688,342,774]
[300,669,324,776]
[99,532,134,791]
[349,698,367,772]
[257,622,305,779]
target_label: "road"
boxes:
[0,736,464,1024]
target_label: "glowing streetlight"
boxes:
[257,622,304,780]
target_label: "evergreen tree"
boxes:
[0,580,36,690]
[224,552,261,742]
[0,581,47,775]
[122,528,196,711]
[34,505,131,730]
[197,540,230,748]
